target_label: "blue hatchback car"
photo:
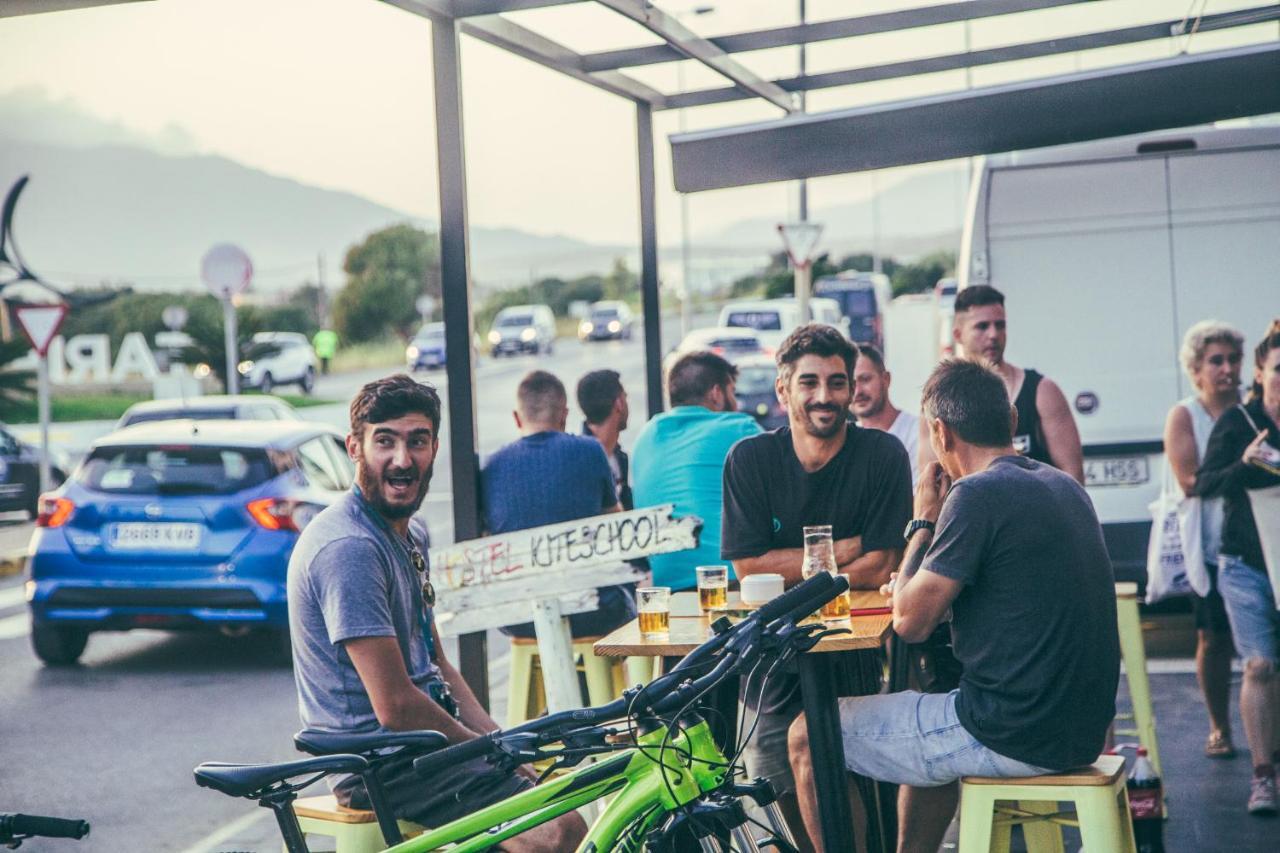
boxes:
[27,419,354,666]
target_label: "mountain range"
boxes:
[0,89,963,296]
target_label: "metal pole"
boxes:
[871,173,883,275]
[37,353,51,493]
[798,0,808,223]
[637,102,663,419]
[222,296,238,395]
[796,262,811,326]
[677,62,693,342]
[433,16,488,707]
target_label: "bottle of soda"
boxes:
[1126,746,1164,853]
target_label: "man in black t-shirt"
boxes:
[788,359,1118,853]
[721,324,911,844]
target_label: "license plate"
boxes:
[1084,456,1149,487]
[111,522,202,551]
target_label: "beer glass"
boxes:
[695,566,729,612]
[637,587,671,638]
[802,525,849,618]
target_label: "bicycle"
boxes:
[0,813,90,848]
[195,571,850,852]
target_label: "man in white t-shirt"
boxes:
[851,344,920,487]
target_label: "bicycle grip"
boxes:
[8,814,90,840]
[412,733,495,778]
[753,572,840,624]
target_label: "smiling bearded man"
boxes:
[287,374,586,852]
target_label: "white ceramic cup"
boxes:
[740,573,785,606]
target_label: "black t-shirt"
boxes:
[722,424,912,712]
[923,455,1119,770]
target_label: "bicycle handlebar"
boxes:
[413,572,847,778]
[0,814,90,842]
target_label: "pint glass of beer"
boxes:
[695,566,729,612]
[637,587,671,638]
[802,525,849,619]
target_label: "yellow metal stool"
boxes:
[957,755,1137,853]
[1114,582,1163,777]
[291,795,423,853]
[507,637,652,727]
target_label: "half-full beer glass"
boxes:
[637,587,671,638]
[695,566,729,612]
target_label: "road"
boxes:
[0,316,705,853]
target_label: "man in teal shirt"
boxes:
[632,351,762,590]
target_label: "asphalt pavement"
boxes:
[0,323,690,853]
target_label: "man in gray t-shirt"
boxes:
[787,359,1118,853]
[287,375,586,849]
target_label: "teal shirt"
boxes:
[631,406,763,590]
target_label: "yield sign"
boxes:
[14,302,68,357]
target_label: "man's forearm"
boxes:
[844,548,901,590]
[734,537,862,586]
[439,658,501,735]
[892,531,938,637]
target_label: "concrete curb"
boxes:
[0,549,26,578]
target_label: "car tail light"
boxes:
[247,498,320,533]
[36,495,75,528]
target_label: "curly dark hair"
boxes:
[349,374,442,440]
[775,323,859,384]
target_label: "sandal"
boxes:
[1205,731,1236,758]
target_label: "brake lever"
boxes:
[795,626,851,652]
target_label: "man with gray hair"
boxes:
[787,358,1118,853]
[481,370,634,639]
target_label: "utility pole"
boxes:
[316,253,328,327]
[798,0,808,224]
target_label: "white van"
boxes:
[958,126,1280,582]
[718,297,846,354]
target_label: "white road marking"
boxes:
[171,809,272,853]
[0,585,27,609]
[0,612,30,640]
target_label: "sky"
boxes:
[0,0,1274,249]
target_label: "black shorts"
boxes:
[1192,561,1232,634]
[335,752,532,829]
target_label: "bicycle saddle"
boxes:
[293,729,448,757]
[193,755,368,798]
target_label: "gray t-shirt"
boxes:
[922,455,1119,770]
[288,489,440,734]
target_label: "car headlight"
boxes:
[406,345,420,359]
[608,320,621,333]
[580,322,593,334]
[193,363,212,378]
[237,360,254,375]
[488,330,501,344]
[520,328,536,342]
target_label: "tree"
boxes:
[0,331,34,416]
[333,224,439,344]
[179,297,265,391]
[890,250,956,297]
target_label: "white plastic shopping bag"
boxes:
[1145,464,1208,603]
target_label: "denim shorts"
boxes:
[837,690,1053,788]
[1217,554,1279,665]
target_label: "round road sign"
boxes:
[201,244,253,298]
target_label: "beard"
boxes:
[852,394,885,420]
[357,460,434,520]
[797,402,845,439]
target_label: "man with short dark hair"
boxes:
[789,358,1118,853]
[920,285,1083,482]
[850,343,920,486]
[482,370,634,639]
[288,375,586,850]
[632,351,761,590]
[722,324,911,843]
[577,369,632,509]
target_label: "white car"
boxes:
[237,332,318,395]
[717,297,846,354]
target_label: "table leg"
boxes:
[800,653,866,853]
[848,649,897,853]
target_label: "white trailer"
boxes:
[959,126,1280,582]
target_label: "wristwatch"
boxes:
[903,518,936,543]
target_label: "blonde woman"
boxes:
[1163,320,1245,759]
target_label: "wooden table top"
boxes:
[594,590,893,658]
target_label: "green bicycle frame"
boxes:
[385,719,730,852]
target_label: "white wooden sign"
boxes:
[429,504,701,715]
